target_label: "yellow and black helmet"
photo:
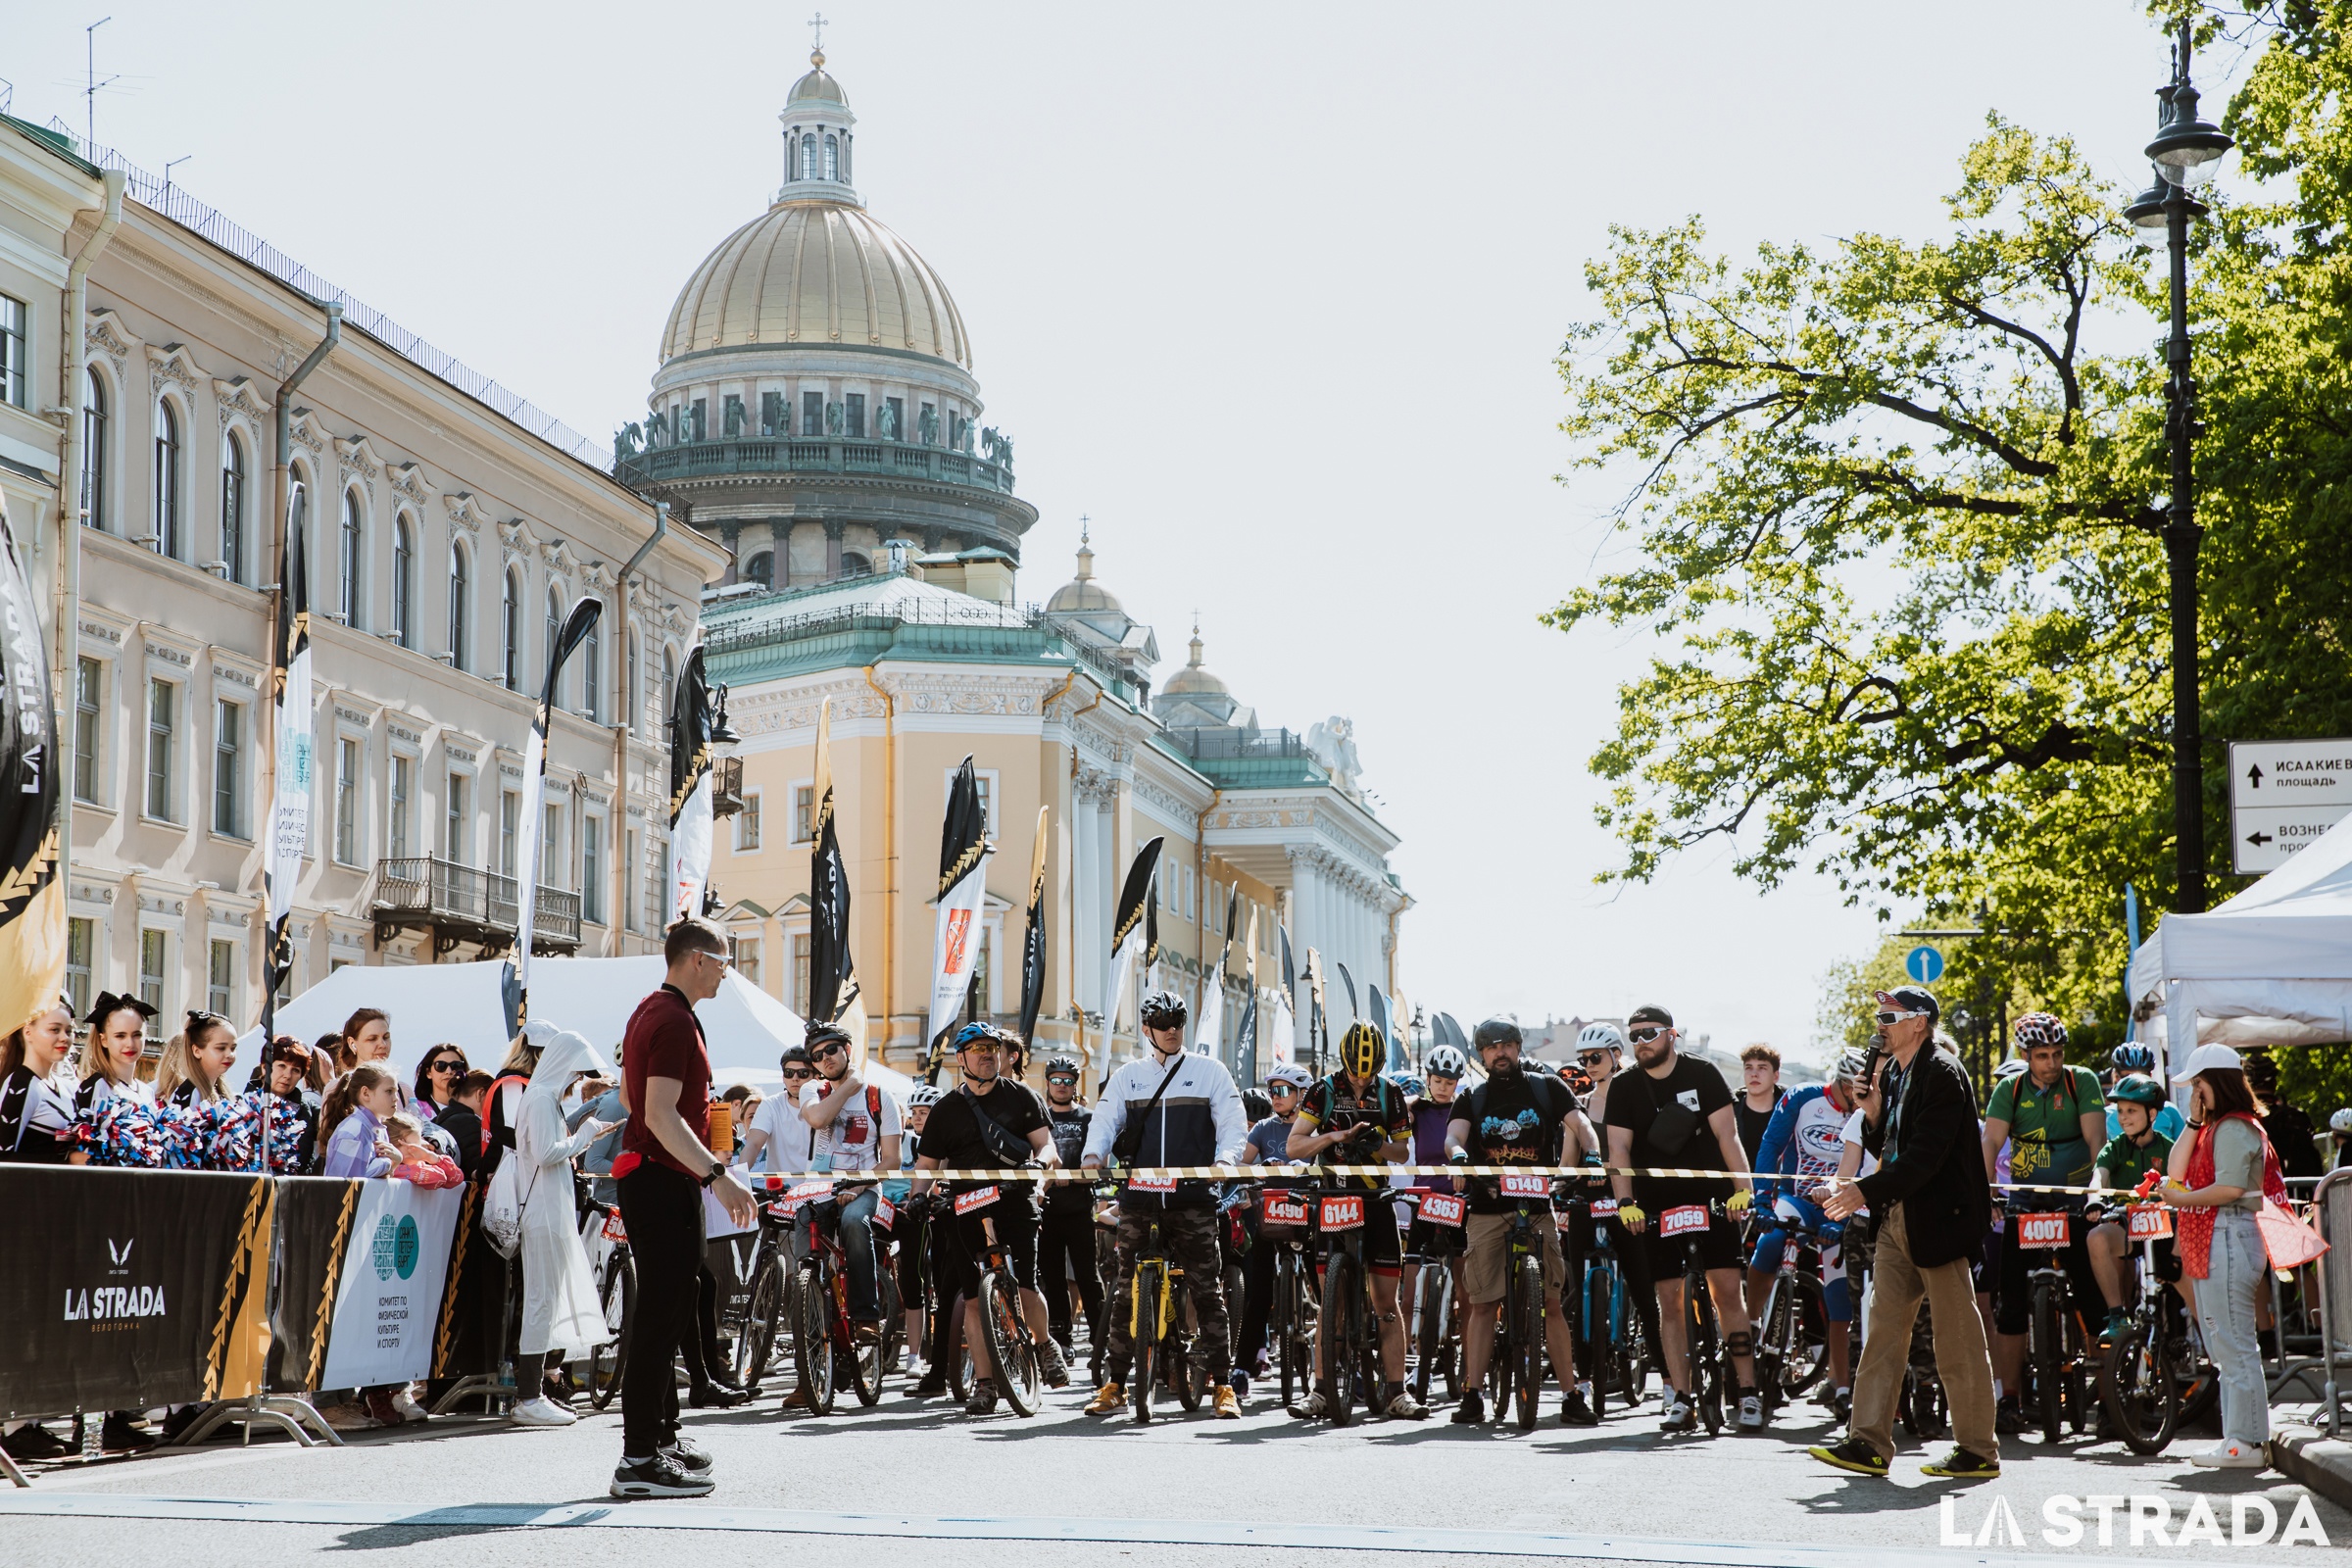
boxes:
[1340,1020,1385,1080]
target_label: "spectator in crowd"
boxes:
[155,1012,237,1107]
[510,1024,617,1426]
[2245,1052,2324,1183]
[320,1063,398,1178]
[1736,1043,1783,1167]
[338,1008,392,1077]
[415,1044,470,1124]
[261,1037,321,1173]
[73,994,156,1117]
[312,1032,346,1082]
[0,999,79,1164]
[2331,1106,2352,1170]
[438,1070,492,1181]
[385,1112,463,1188]
[570,1048,626,1204]
[2163,1044,2286,1470]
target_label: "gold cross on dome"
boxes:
[809,12,827,55]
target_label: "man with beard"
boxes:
[1446,1017,1596,1426]
[1604,1004,1760,1434]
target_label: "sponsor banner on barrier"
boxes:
[1,1167,271,1418]
[707,1227,763,1324]
[318,1181,465,1390]
[269,1177,362,1394]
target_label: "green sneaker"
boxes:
[2100,1308,2128,1347]
[1809,1438,1889,1477]
[1921,1446,2001,1481]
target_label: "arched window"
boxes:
[581,612,602,722]
[840,550,870,578]
[661,647,677,729]
[153,398,181,557]
[338,490,364,626]
[502,568,523,691]
[802,133,816,181]
[391,514,415,648]
[546,588,564,703]
[81,368,107,529]
[448,541,470,672]
[823,133,839,181]
[219,431,246,583]
[745,551,773,590]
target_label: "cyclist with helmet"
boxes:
[1037,1054,1104,1366]
[1981,1011,2106,1433]
[2084,1073,2179,1344]
[1082,991,1250,1420]
[890,1083,943,1377]
[2103,1045,2183,1142]
[1232,1062,1315,1391]
[796,1020,902,1344]
[1569,1021,1665,1365]
[1397,1045,1469,1382]
[1446,1017,1594,1426]
[1748,1050,1869,1411]
[910,1022,1067,1415]
[1602,1004,1762,1434]
[1289,1020,1426,1419]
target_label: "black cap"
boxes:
[1626,1004,1674,1029]
[1874,987,1940,1025]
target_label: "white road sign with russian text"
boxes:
[2230,738,2352,874]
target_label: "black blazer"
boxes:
[1857,1043,1991,1270]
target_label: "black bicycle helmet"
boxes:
[1139,989,1188,1030]
[1472,1016,1522,1051]
[1045,1054,1081,1077]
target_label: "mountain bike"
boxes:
[1312,1170,1385,1427]
[955,1181,1044,1416]
[1261,1185,1320,1415]
[736,1176,812,1392]
[1401,1189,1462,1406]
[1748,1200,1830,1415]
[1115,1176,1205,1424]
[1479,1172,1554,1431]
[2015,1199,2092,1444]
[789,1182,891,1414]
[2096,1200,2218,1452]
[1661,1200,1727,1434]
[582,1198,633,1410]
[1573,1194,1648,1417]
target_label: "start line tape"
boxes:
[738,1164,2127,1196]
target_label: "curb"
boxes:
[2272,1422,2352,1512]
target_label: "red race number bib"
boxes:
[1419,1193,1465,1228]
[873,1196,897,1228]
[1319,1194,1366,1232]
[1127,1171,1177,1194]
[2125,1205,2173,1242]
[1659,1204,1711,1239]
[1591,1198,1618,1218]
[602,1213,627,1242]
[955,1186,1001,1216]
[1263,1193,1309,1227]
[2017,1211,2071,1250]
[1498,1173,1548,1200]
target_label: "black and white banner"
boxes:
[927,756,993,1049]
[317,1181,466,1389]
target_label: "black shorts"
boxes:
[1318,1198,1402,1275]
[1404,1213,1466,1261]
[1642,1207,1741,1278]
[950,1197,1040,1299]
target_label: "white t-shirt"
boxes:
[1839,1107,1882,1212]
[803,1076,903,1174]
[749,1089,816,1176]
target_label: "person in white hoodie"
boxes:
[511,1021,617,1427]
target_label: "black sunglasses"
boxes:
[781,1066,812,1079]
[811,1040,847,1058]
[1047,1074,1078,1086]
[428,1058,465,1073]
[1577,1051,1611,1064]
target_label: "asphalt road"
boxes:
[4,1362,2345,1567]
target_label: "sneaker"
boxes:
[689,1379,752,1409]
[902,1353,930,1380]
[660,1434,713,1473]
[99,1412,155,1452]
[1451,1390,1486,1426]
[1386,1389,1428,1421]
[389,1390,431,1424]
[911,1373,949,1398]
[964,1378,1000,1416]
[511,1396,576,1428]
[1830,1386,1852,1422]
[1,1423,71,1461]
[2186,1439,2267,1471]
[1084,1382,1125,1416]
[1037,1339,1071,1390]
[1737,1390,1764,1432]
[1921,1446,2001,1480]
[2100,1308,2129,1347]
[1558,1390,1598,1427]
[1810,1437,1890,1477]
[364,1389,403,1428]
[1229,1369,1251,1399]
[1298,1391,1327,1419]
[1993,1396,2026,1435]
[319,1400,378,1433]
[1214,1385,1243,1420]
[611,1453,715,1499]
[1660,1393,1695,1434]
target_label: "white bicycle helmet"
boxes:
[1265,1063,1313,1092]
[2331,1107,2352,1137]
[906,1084,944,1109]
[1424,1044,1469,1079]
[1576,1021,1626,1055]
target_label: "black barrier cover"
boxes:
[1,1167,270,1418]
[708,1229,760,1324]
[269,1176,360,1393]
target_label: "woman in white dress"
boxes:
[509,1022,616,1426]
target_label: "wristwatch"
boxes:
[700,1160,724,1189]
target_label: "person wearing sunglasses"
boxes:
[1036,1054,1103,1371]
[1811,987,1999,1482]
[739,1045,818,1180]
[1229,1061,1315,1393]
[795,1021,902,1348]
[414,1044,470,1120]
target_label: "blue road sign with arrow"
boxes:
[1906,946,1945,985]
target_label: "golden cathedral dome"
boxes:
[789,52,848,105]
[659,202,971,367]
[1159,628,1229,697]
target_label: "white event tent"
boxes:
[238,955,914,1102]
[2128,811,2352,1075]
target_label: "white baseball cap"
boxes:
[2178,1043,2243,1079]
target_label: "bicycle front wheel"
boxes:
[1688,1269,1722,1434]
[981,1270,1039,1416]
[587,1250,634,1410]
[794,1260,837,1415]
[1410,1269,1442,1404]
[736,1251,787,1389]
[2030,1281,2063,1444]
[2098,1310,2180,1455]
[1324,1250,1360,1427]
[1515,1256,1545,1431]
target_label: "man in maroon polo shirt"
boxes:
[609,917,756,1499]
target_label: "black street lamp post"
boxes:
[2124,21,2231,915]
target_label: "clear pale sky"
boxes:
[14,2,2222,1064]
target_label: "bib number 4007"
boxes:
[2017,1210,2070,1250]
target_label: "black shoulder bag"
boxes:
[1110,1054,1188,1165]
[959,1084,1036,1166]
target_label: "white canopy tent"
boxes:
[2128,812,2352,1076]
[239,956,913,1103]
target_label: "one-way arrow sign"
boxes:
[2247,763,2264,789]
[2247,830,2275,848]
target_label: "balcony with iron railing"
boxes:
[1158,725,1329,789]
[371,857,583,956]
[612,434,1016,498]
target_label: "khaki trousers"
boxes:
[1850,1204,1997,1460]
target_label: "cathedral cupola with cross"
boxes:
[614,16,1037,591]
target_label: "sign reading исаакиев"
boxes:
[2230,737,2352,875]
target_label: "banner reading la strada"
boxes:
[1,1167,270,1418]
[318,1180,465,1390]
[706,1187,760,1324]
